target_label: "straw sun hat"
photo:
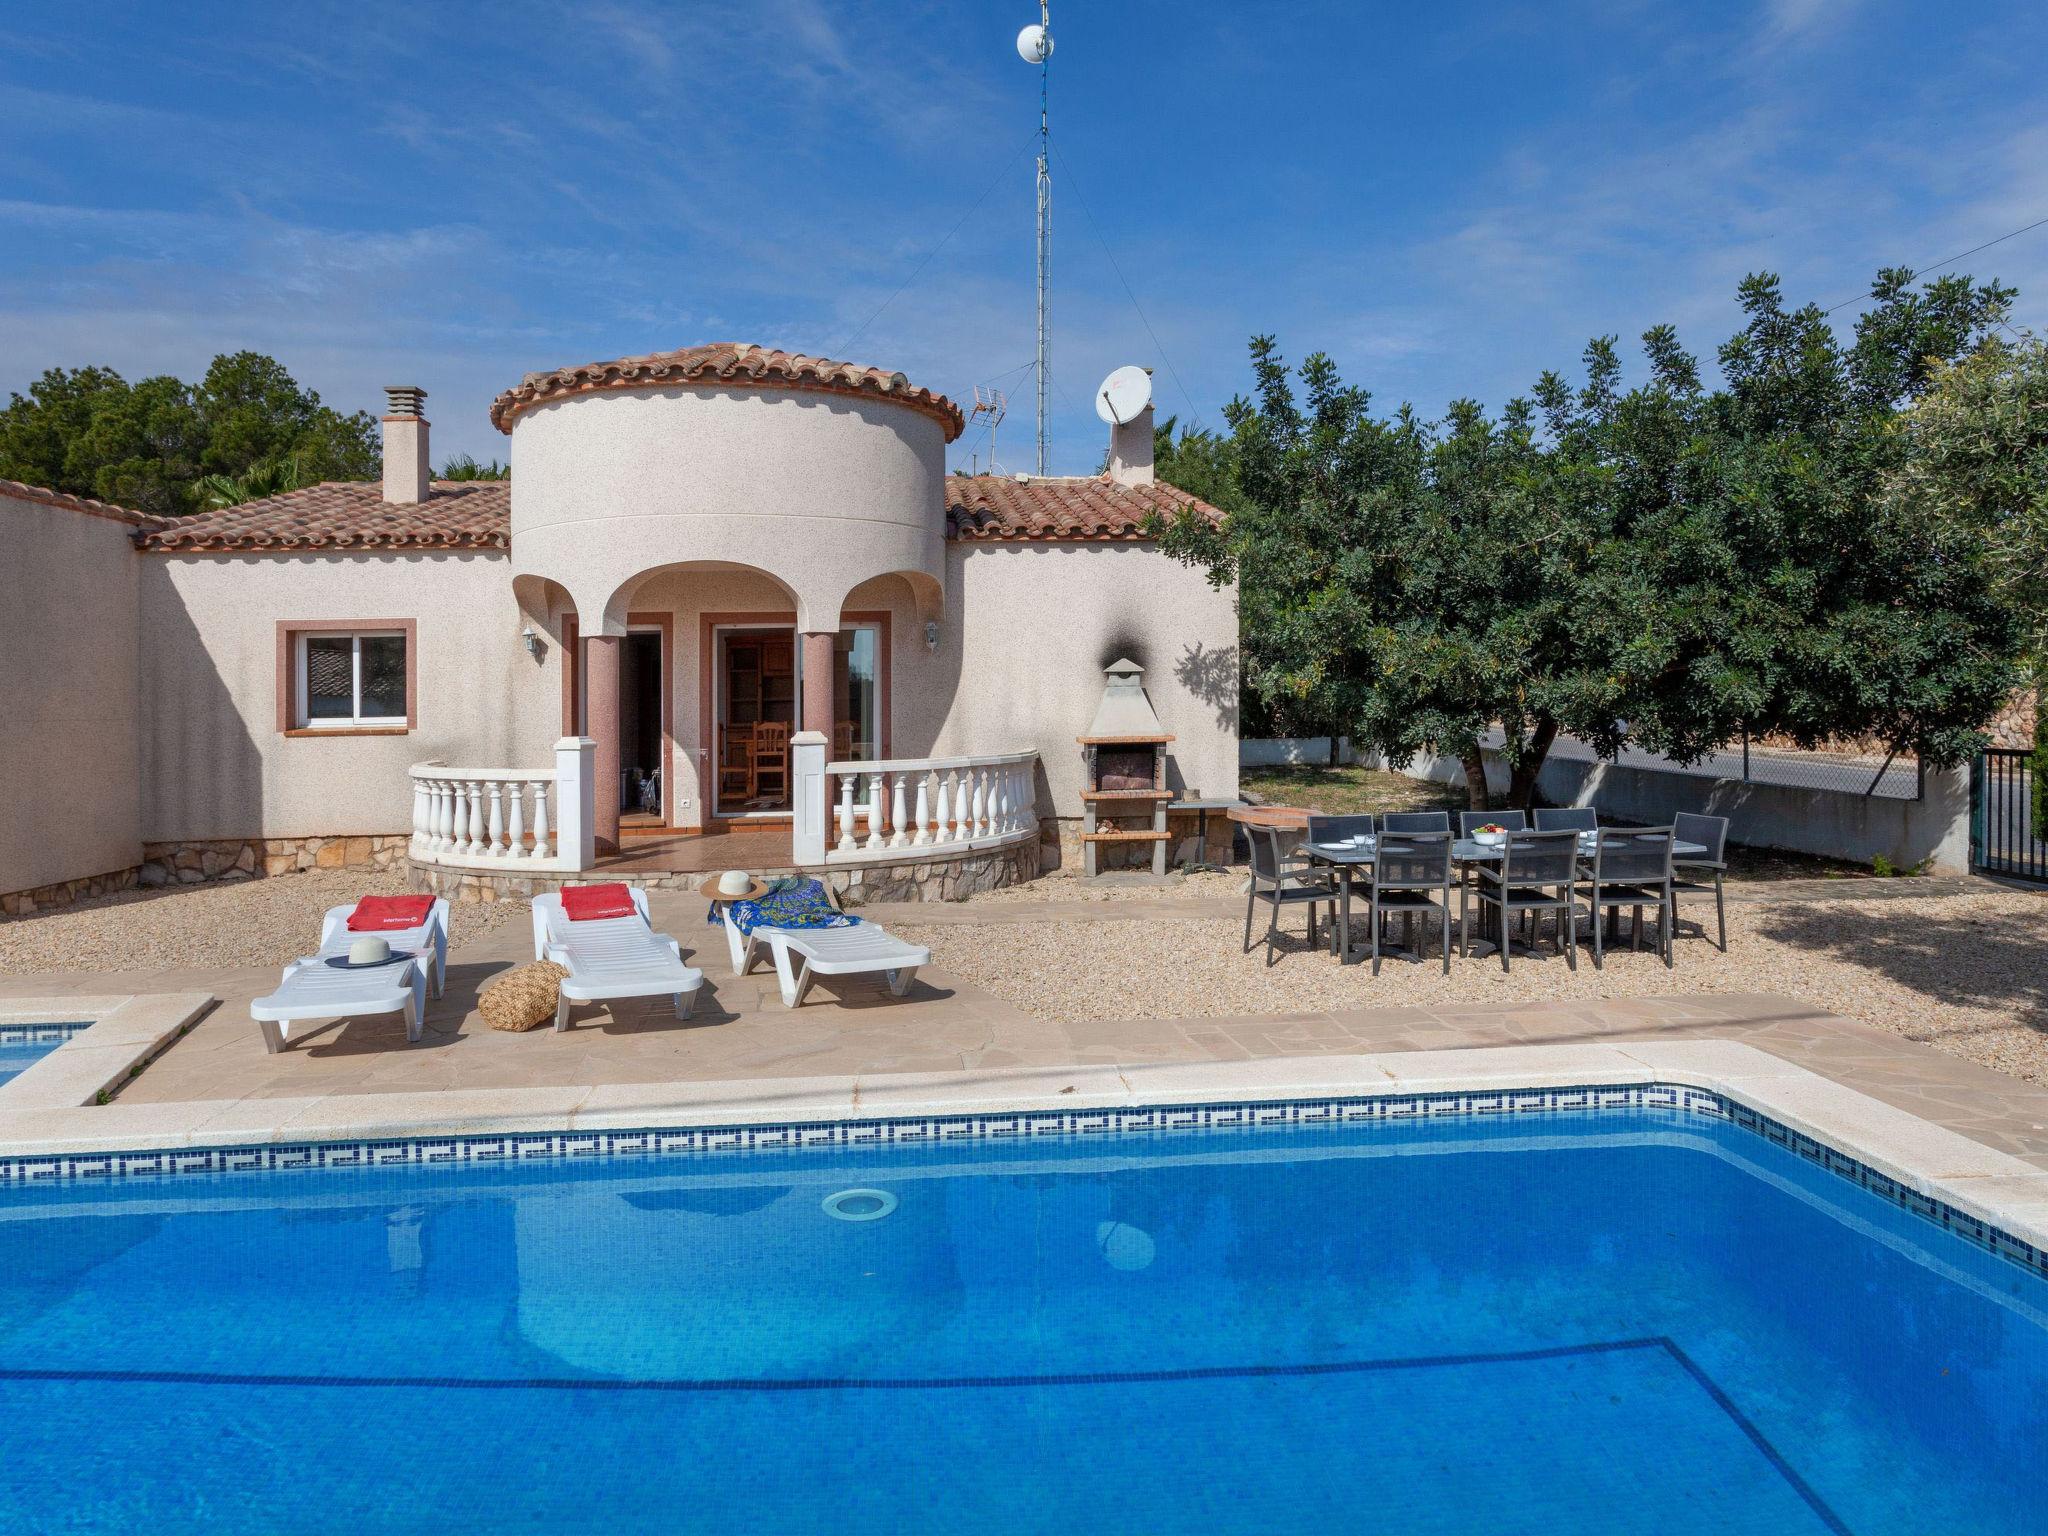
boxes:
[711,870,771,902]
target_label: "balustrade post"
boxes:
[447,782,467,854]
[865,771,887,852]
[410,779,428,851]
[553,737,597,871]
[466,782,486,856]
[530,781,552,860]
[911,775,932,846]
[431,782,449,854]
[506,782,525,859]
[486,782,506,857]
[991,768,1010,836]
[790,731,829,866]
[888,773,910,849]
[836,774,859,853]
[971,769,988,839]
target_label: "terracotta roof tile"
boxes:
[489,342,964,440]
[134,473,1220,552]
[943,475,1220,542]
[0,478,165,530]
[139,481,509,552]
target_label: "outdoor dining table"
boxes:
[1303,832,1708,965]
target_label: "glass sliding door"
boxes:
[831,624,881,762]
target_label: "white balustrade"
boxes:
[408,743,594,873]
[813,750,1038,866]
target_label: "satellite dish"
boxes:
[1016,23,1052,63]
[1094,365,1153,425]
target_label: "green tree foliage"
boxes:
[1880,329,2048,821]
[0,352,377,517]
[436,453,510,481]
[1154,272,2021,808]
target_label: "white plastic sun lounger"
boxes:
[719,905,929,1009]
[318,898,450,998]
[532,890,703,1032]
[250,953,426,1054]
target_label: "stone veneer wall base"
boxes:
[3,833,410,917]
[408,837,1044,905]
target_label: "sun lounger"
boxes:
[532,888,703,1031]
[719,905,929,1008]
[320,897,450,998]
[250,952,426,1054]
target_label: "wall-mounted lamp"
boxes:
[521,625,542,658]
[923,619,941,653]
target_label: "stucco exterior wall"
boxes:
[509,387,946,634]
[138,551,559,841]
[594,541,1237,831]
[0,493,142,894]
[905,542,1240,815]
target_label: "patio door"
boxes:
[710,620,884,819]
[713,626,796,817]
[618,626,663,823]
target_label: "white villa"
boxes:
[0,344,1238,911]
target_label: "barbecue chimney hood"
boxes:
[1081,658,1168,742]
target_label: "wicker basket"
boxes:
[480,961,571,1033]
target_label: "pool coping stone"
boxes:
[0,1037,2044,1260]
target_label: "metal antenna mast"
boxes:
[1019,4,1053,475]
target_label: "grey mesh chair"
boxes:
[1578,827,1677,968]
[1380,811,1451,833]
[1463,829,1579,972]
[1307,813,1376,845]
[1244,826,1339,967]
[1364,831,1455,974]
[1458,809,1527,836]
[1671,812,1730,951]
[1533,806,1598,833]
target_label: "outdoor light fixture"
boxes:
[521,625,541,658]
[924,619,941,652]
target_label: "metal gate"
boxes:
[1972,748,2046,881]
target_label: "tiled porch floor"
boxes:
[6,889,2047,1170]
[597,821,795,876]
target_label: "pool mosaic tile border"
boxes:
[0,1023,89,1048]
[0,1081,2041,1283]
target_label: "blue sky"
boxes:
[3,1,2045,474]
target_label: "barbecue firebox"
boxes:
[1078,658,1173,876]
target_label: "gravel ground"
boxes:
[966,868,1250,904]
[896,886,2048,1083]
[0,870,529,974]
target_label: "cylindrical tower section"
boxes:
[494,344,961,633]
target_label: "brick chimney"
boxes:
[382,386,430,504]
[1106,398,1154,487]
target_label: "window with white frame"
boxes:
[294,631,408,728]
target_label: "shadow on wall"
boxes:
[1175,641,1239,735]
[137,559,263,846]
[1751,898,2048,1047]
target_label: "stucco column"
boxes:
[584,635,622,855]
[800,630,836,742]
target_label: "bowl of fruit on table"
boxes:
[1472,823,1510,848]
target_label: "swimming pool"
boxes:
[0,1024,85,1091]
[0,1090,2040,1533]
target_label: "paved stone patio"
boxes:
[4,886,2046,1171]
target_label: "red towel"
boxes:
[561,883,637,922]
[346,894,434,932]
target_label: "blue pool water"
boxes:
[0,1026,78,1089]
[0,1103,2042,1533]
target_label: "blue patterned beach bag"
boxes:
[714,878,862,937]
